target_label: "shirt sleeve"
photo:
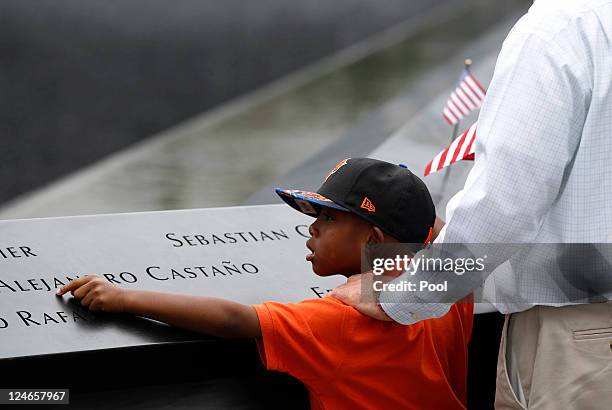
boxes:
[254,299,350,383]
[381,27,589,324]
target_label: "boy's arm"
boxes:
[56,276,261,338]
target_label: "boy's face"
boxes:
[306,208,373,277]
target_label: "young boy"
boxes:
[57,158,473,409]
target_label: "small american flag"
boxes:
[442,67,486,125]
[424,122,477,176]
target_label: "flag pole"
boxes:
[441,58,472,191]
[450,123,460,142]
[449,59,471,142]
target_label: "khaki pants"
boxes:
[494,303,612,409]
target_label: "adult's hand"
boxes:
[328,272,393,321]
[432,217,445,241]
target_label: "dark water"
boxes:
[0,0,530,219]
[0,0,453,204]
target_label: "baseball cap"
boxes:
[276,158,436,243]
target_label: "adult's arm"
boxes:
[380,28,589,324]
[331,25,589,324]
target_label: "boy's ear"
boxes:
[370,226,386,244]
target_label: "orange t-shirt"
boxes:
[254,296,472,410]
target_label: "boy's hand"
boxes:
[56,275,127,313]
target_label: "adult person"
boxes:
[330,0,612,408]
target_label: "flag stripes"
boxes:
[424,122,477,176]
[443,69,486,125]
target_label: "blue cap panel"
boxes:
[275,188,348,217]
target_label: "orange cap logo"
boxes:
[360,197,376,213]
[324,158,349,181]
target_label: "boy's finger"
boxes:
[88,300,102,312]
[80,289,96,308]
[72,279,99,300]
[56,275,96,296]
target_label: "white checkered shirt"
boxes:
[381,0,612,324]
